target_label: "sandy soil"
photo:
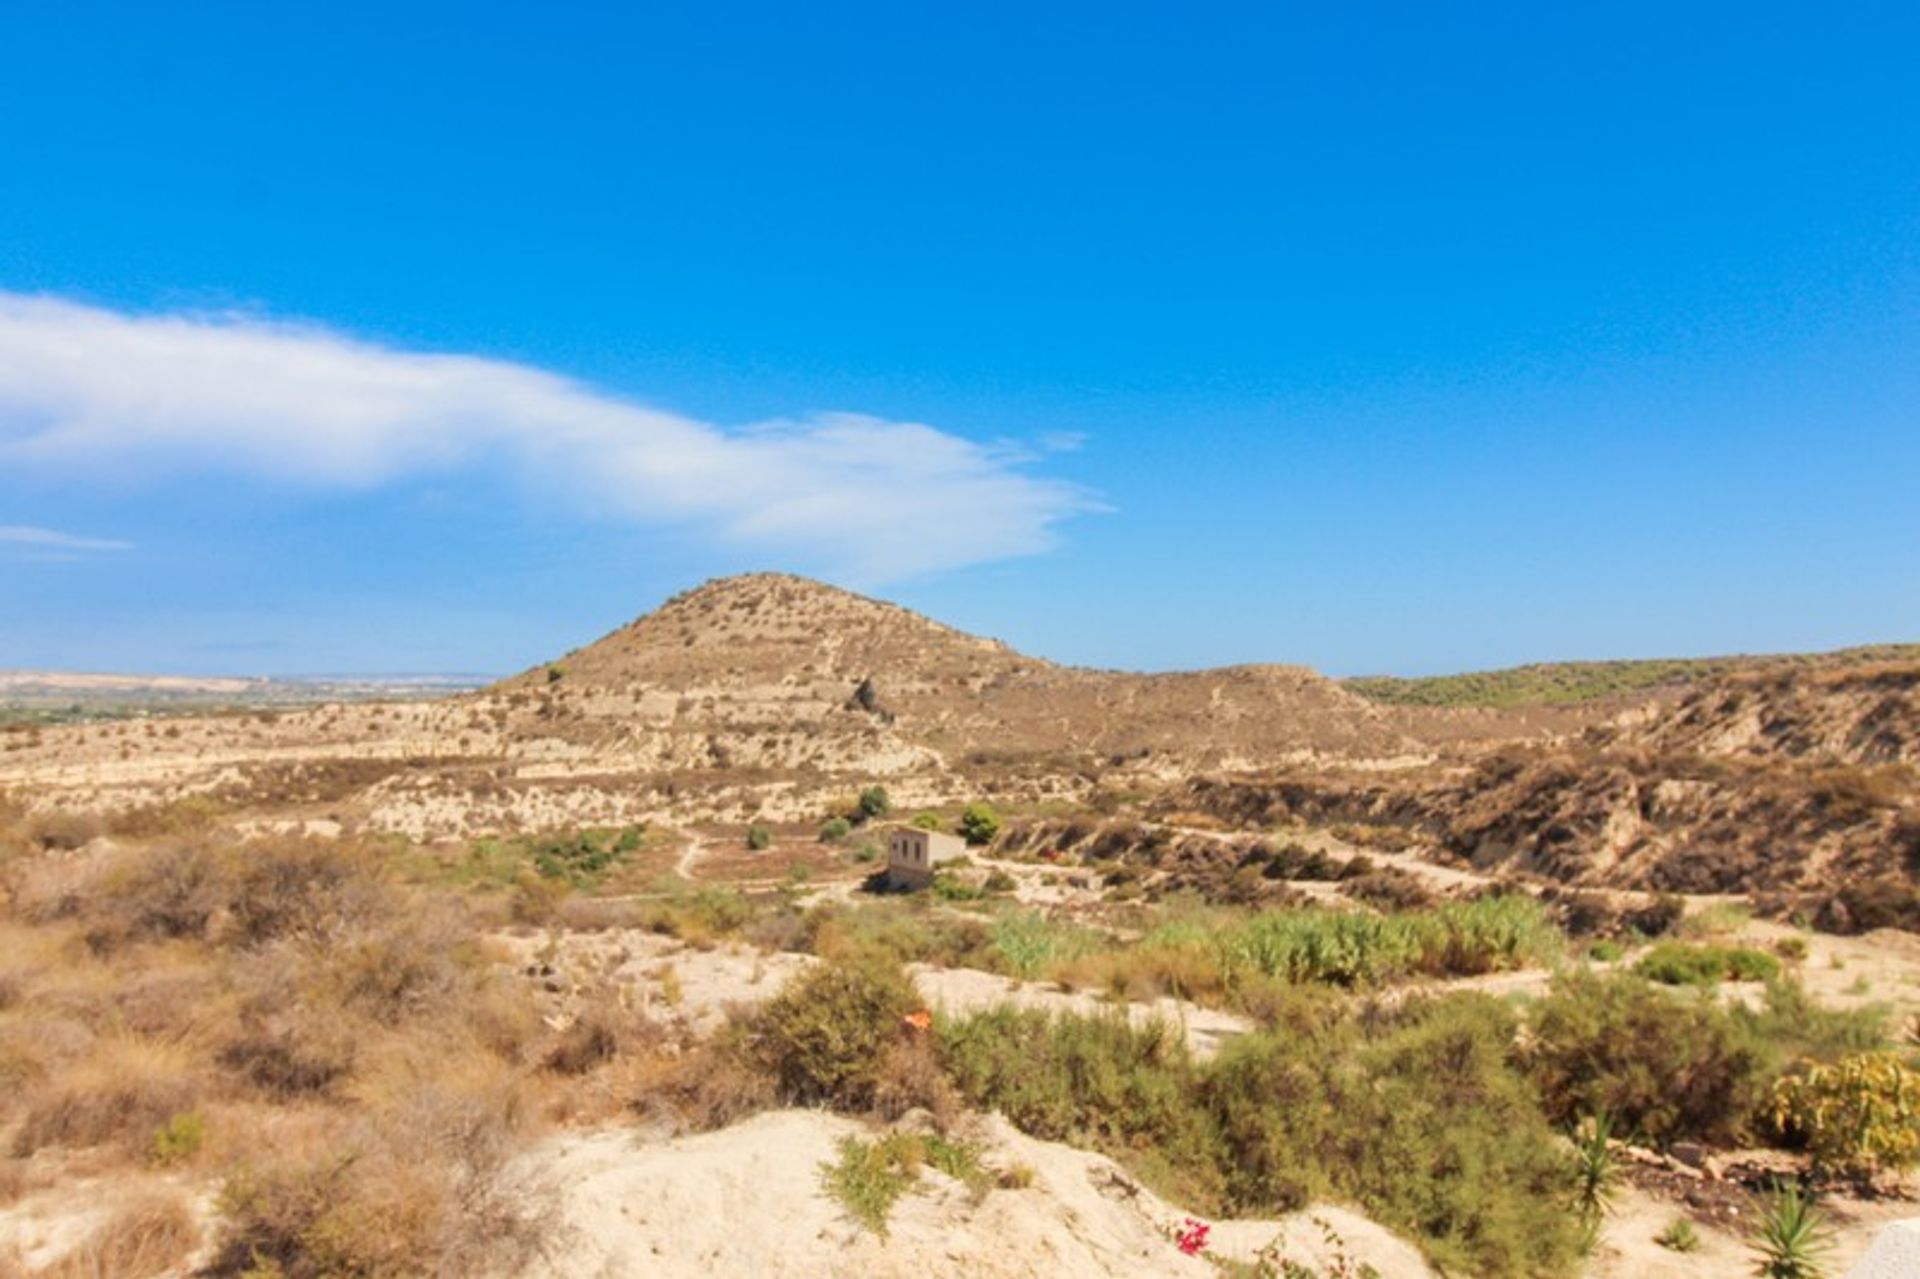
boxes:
[522,1109,1436,1279]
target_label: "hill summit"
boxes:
[488,572,1420,779]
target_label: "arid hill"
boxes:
[1169,661,1920,928]
[0,575,1910,880]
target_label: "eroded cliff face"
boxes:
[1159,663,1920,927]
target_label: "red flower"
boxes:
[1174,1217,1211,1256]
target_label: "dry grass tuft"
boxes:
[12,1036,205,1158]
[31,1189,200,1279]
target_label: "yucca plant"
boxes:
[1573,1110,1618,1222]
[1749,1182,1834,1279]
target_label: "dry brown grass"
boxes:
[11,1036,205,1158]
[208,1071,547,1279]
[27,1189,200,1278]
[0,832,567,1276]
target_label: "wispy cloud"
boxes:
[0,524,134,553]
[0,292,1099,580]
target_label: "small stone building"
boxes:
[885,825,967,890]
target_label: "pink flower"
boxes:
[1174,1217,1211,1257]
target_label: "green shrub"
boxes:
[940,996,1585,1279]
[856,787,891,823]
[1635,941,1781,987]
[746,960,918,1109]
[1228,910,1418,987]
[930,872,983,902]
[936,1006,1222,1206]
[528,830,627,887]
[1657,1217,1700,1253]
[1588,940,1624,963]
[1210,997,1583,1278]
[150,1111,207,1166]
[1732,979,1888,1063]
[746,824,773,851]
[992,911,1092,980]
[909,812,945,831]
[1526,972,1769,1145]
[800,901,996,970]
[959,803,1000,847]
[822,1135,916,1236]
[820,1131,989,1236]
[819,817,853,843]
[1769,1053,1920,1179]
[1408,894,1561,977]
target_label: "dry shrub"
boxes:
[23,810,105,852]
[542,990,662,1075]
[219,1013,359,1100]
[6,850,109,926]
[464,978,544,1065]
[208,1076,547,1279]
[626,1039,775,1131]
[33,1189,199,1279]
[12,1036,204,1157]
[102,795,225,840]
[303,907,476,1026]
[873,1035,959,1129]
[88,840,231,947]
[224,838,393,947]
[0,1158,29,1205]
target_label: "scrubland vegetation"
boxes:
[3,781,1917,1278]
[1346,643,1920,707]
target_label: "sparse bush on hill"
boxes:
[819,816,853,843]
[746,822,773,850]
[959,802,1000,846]
[857,785,891,822]
[1526,972,1770,1144]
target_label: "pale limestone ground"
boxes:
[522,1109,1436,1279]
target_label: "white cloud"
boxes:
[0,524,133,553]
[0,292,1098,581]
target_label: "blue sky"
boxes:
[2,2,1916,676]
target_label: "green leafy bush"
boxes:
[745,824,772,851]
[959,803,1001,847]
[1635,941,1781,987]
[1526,972,1769,1145]
[746,960,919,1109]
[819,817,852,843]
[1210,997,1582,1278]
[822,1134,917,1236]
[857,787,891,822]
[939,995,1585,1279]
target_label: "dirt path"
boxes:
[671,827,707,879]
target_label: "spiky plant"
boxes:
[1573,1110,1618,1222]
[1749,1182,1834,1279]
